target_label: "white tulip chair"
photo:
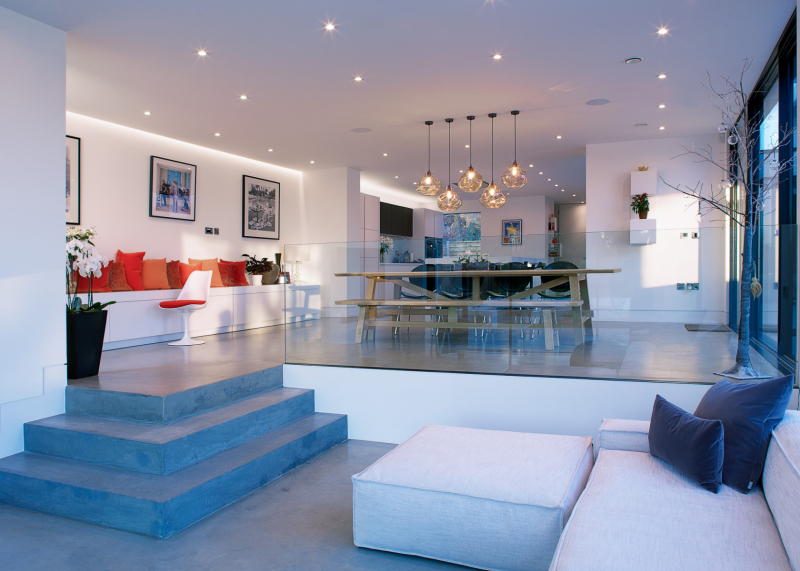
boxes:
[158,270,213,346]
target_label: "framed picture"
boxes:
[149,156,197,221]
[66,136,80,225]
[242,175,280,240]
[502,219,522,245]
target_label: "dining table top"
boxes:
[335,268,621,278]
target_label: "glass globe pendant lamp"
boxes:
[416,121,441,196]
[501,110,527,189]
[438,118,462,212]
[457,115,483,193]
[480,113,506,209]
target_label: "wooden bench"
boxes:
[335,298,585,349]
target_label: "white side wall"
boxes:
[284,364,800,444]
[585,135,728,323]
[0,7,66,456]
[478,195,554,259]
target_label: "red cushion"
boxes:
[219,260,249,287]
[108,260,132,291]
[179,262,202,286]
[166,260,182,289]
[159,299,206,309]
[75,268,112,294]
[116,250,145,291]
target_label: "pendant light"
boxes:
[480,113,506,209]
[457,115,483,193]
[416,120,441,196]
[501,110,528,189]
[437,118,462,212]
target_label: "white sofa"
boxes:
[549,412,800,571]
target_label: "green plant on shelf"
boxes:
[630,193,650,214]
[241,254,275,274]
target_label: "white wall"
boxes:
[585,135,728,323]
[284,364,800,444]
[478,195,554,260]
[0,7,67,456]
[556,203,587,266]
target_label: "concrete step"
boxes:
[65,365,283,424]
[25,388,314,474]
[0,412,347,538]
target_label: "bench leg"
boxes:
[355,306,367,343]
[543,309,555,351]
[572,305,585,345]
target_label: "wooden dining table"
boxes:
[334,268,621,342]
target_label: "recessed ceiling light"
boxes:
[382,153,388,156]
[561,189,565,192]
[214,132,220,137]
[144,111,151,116]
[268,148,273,152]
[465,145,470,148]
[657,73,667,79]
[459,170,464,173]
[395,176,399,178]
[240,95,248,100]
[413,182,417,185]
[354,76,363,82]
[529,164,534,168]
[548,178,552,181]
[657,27,669,35]
[555,184,559,187]
[351,127,371,133]
[325,23,335,31]
[556,135,562,139]
[624,57,643,64]
[310,160,315,164]
[573,194,577,197]
[197,49,207,57]
[586,98,610,106]
[492,53,502,60]
[635,123,648,127]
[659,126,666,130]
[658,104,666,109]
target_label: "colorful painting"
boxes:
[443,212,481,241]
[66,136,80,225]
[242,175,280,240]
[502,219,522,245]
[149,156,197,221]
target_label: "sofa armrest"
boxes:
[594,419,650,459]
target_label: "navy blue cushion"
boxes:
[648,395,724,493]
[694,375,794,494]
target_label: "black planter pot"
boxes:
[67,310,108,379]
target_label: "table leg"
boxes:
[572,305,585,345]
[448,306,458,331]
[365,277,378,337]
[543,309,555,351]
[578,276,594,341]
[355,306,367,343]
[472,276,481,300]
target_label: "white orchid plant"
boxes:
[379,235,394,255]
[456,250,488,264]
[66,226,115,313]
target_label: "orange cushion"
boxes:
[179,262,202,287]
[75,268,112,294]
[219,260,249,287]
[188,258,224,288]
[166,261,182,289]
[159,299,206,309]
[108,260,132,291]
[116,250,145,291]
[141,258,170,290]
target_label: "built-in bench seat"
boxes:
[73,284,321,349]
[335,298,584,348]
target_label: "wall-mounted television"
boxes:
[380,202,413,237]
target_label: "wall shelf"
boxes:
[630,218,657,245]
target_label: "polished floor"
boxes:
[0,440,468,571]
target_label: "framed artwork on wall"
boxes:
[66,136,80,225]
[149,156,197,221]
[242,175,280,240]
[502,219,522,245]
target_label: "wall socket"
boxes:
[205,227,220,235]
[688,283,699,290]
[691,232,699,239]
[677,283,685,290]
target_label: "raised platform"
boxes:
[0,364,347,538]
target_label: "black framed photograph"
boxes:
[502,219,522,245]
[242,175,280,240]
[149,156,197,221]
[66,135,80,225]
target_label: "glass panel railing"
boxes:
[281,226,797,385]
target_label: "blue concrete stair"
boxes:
[24,388,315,474]
[0,366,348,538]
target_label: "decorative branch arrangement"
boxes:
[661,59,796,380]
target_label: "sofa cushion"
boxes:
[75,268,112,294]
[353,425,593,571]
[694,375,793,493]
[178,262,201,287]
[115,250,145,291]
[648,395,724,492]
[188,258,224,287]
[166,260,182,289]
[140,258,170,290]
[107,260,132,292]
[595,418,650,459]
[219,260,249,287]
[549,449,791,571]
[763,410,800,571]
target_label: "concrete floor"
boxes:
[0,440,467,571]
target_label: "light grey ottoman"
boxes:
[352,425,593,571]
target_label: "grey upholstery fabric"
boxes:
[594,418,650,459]
[763,410,800,571]
[549,449,791,571]
[353,425,593,571]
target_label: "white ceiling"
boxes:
[2,0,795,206]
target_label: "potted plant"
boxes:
[379,236,393,264]
[631,193,650,219]
[457,251,489,270]
[242,254,279,285]
[66,226,115,379]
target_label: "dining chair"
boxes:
[158,270,213,346]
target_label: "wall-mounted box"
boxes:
[630,218,657,245]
